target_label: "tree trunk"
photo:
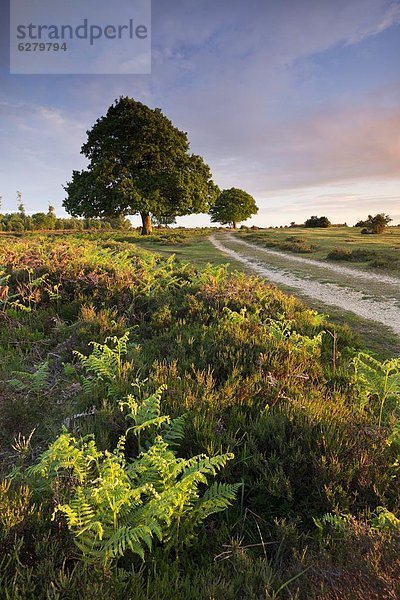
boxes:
[232,221,237,229]
[140,212,153,235]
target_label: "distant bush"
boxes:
[239,233,317,253]
[327,248,377,262]
[327,247,353,261]
[359,214,392,234]
[305,215,331,228]
[282,236,317,253]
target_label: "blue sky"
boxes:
[0,0,399,226]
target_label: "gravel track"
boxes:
[210,234,400,337]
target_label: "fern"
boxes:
[163,414,187,448]
[370,506,400,532]
[353,352,400,426]
[9,361,50,394]
[28,385,238,567]
[313,512,350,542]
[74,332,133,396]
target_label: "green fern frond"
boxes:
[164,414,186,448]
[27,381,238,568]
[353,352,400,426]
[10,361,50,393]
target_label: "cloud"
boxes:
[346,1,400,43]
[0,0,399,224]
[0,100,88,211]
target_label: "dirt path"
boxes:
[210,234,400,337]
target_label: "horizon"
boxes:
[1,0,399,226]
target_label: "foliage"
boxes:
[210,187,258,228]
[0,232,399,598]
[304,215,331,228]
[153,215,177,227]
[0,211,131,232]
[358,213,392,234]
[28,385,238,568]
[370,506,400,532]
[73,331,133,396]
[63,97,219,234]
[353,352,400,426]
[0,479,34,538]
[9,361,50,394]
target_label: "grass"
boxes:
[115,229,236,267]
[116,228,400,359]
[0,232,399,599]
[237,226,400,273]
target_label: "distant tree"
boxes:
[305,215,331,228]
[17,191,25,217]
[7,214,25,232]
[47,205,56,229]
[153,215,177,228]
[31,213,48,230]
[104,216,132,230]
[64,97,219,235]
[360,213,392,234]
[210,188,258,229]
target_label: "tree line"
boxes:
[0,194,131,232]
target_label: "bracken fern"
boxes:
[27,385,238,568]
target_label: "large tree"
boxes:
[63,97,219,234]
[210,188,258,229]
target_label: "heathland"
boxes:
[0,229,399,599]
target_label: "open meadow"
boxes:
[113,227,400,358]
[237,226,400,274]
[0,230,399,599]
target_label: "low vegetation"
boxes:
[238,226,400,273]
[0,233,399,598]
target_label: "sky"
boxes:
[0,0,399,227]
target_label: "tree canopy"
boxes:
[63,97,219,234]
[209,188,258,228]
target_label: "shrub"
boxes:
[327,248,377,262]
[360,214,392,234]
[305,216,331,228]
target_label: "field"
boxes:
[122,227,400,359]
[0,231,399,599]
[236,226,400,274]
